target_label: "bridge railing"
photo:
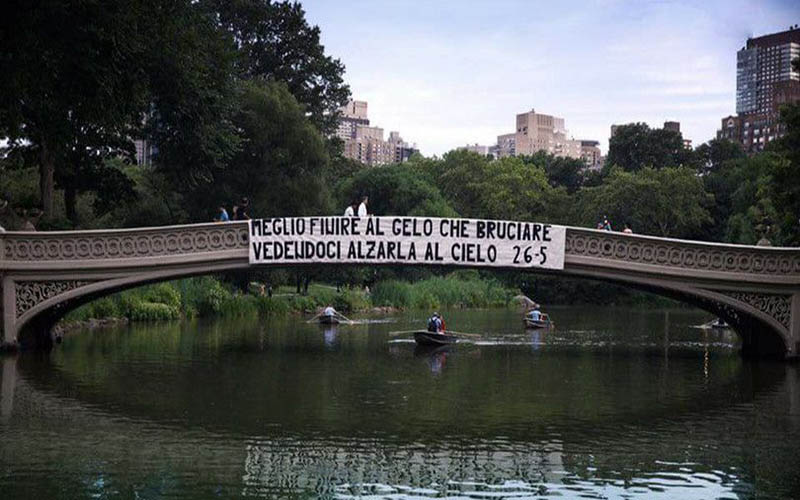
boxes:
[1,220,799,283]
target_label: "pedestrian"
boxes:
[602,217,612,231]
[343,200,355,216]
[238,197,251,220]
[216,206,230,222]
[358,195,369,217]
[623,223,633,234]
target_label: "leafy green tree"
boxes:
[605,123,697,173]
[695,138,745,173]
[436,151,565,222]
[336,164,457,217]
[0,0,238,220]
[578,166,713,238]
[189,80,333,220]
[520,151,586,193]
[768,63,800,245]
[207,0,350,135]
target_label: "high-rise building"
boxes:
[736,27,800,115]
[492,109,585,160]
[579,140,602,170]
[495,133,516,158]
[133,139,157,167]
[336,100,370,142]
[512,109,582,158]
[719,26,800,153]
[335,100,418,166]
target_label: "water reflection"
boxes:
[413,344,451,375]
[1,307,799,498]
[322,324,338,349]
[1,355,16,422]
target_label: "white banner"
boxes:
[248,216,565,270]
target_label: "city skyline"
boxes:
[303,0,799,156]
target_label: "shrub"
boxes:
[143,283,181,310]
[127,301,180,321]
[332,289,369,312]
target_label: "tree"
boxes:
[188,80,333,220]
[0,0,238,220]
[695,138,745,174]
[520,151,586,193]
[0,1,149,217]
[207,0,350,135]
[605,123,696,173]
[436,151,565,222]
[336,164,457,218]
[578,166,713,238]
[768,61,800,245]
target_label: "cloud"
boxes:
[303,0,799,155]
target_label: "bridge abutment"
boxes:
[790,293,800,360]
[0,275,18,352]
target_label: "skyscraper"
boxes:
[335,100,418,166]
[736,27,800,115]
[719,26,800,153]
[494,109,584,159]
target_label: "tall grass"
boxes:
[371,272,515,309]
[63,272,516,326]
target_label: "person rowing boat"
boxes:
[308,306,351,324]
[426,312,446,334]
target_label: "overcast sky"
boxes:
[303,0,799,156]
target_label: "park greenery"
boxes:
[2,2,800,323]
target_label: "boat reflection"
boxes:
[414,344,451,375]
[321,325,338,348]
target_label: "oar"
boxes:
[445,330,482,338]
[388,329,420,336]
[305,312,322,323]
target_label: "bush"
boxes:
[90,297,119,318]
[127,301,180,321]
[143,283,181,310]
[332,289,369,312]
[256,296,290,316]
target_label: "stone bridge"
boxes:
[1,220,799,359]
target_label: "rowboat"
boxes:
[523,314,552,329]
[710,318,730,329]
[413,331,459,346]
[319,315,340,325]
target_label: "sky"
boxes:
[302,0,799,156]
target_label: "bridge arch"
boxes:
[2,220,799,359]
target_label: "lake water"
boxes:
[1,306,799,499]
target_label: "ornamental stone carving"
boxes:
[2,224,249,262]
[15,280,94,317]
[565,229,800,277]
[717,291,792,331]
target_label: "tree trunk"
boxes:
[64,184,77,224]
[40,146,55,218]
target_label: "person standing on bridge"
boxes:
[238,197,251,220]
[343,200,357,217]
[215,206,229,222]
[358,195,369,217]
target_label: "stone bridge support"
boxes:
[1,220,799,359]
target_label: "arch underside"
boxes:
[7,260,794,359]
